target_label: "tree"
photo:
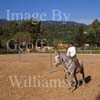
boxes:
[0,26,3,48]
[73,25,85,46]
[87,19,100,46]
[15,32,32,43]
[21,20,43,39]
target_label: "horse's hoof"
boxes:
[68,87,71,90]
[69,86,77,92]
[70,88,76,92]
[83,82,86,86]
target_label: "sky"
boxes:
[0,0,100,24]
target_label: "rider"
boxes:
[66,42,80,68]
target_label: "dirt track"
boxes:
[0,54,100,100]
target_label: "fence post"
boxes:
[18,50,22,62]
[50,54,53,72]
[88,49,93,64]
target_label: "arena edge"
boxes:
[9,75,66,88]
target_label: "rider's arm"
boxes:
[66,48,70,56]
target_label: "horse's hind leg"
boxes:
[64,70,71,89]
[82,73,86,86]
[81,67,86,86]
[71,73,78,91]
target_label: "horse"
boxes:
[54,51,86,91]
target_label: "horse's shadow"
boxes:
[95,94,100,100]
[78,75,92,86]
[85,75,92,84]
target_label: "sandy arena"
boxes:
[0,53,100,100]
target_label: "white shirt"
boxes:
[66,46,76,57]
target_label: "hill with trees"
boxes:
[0,19,100,53]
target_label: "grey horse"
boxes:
[55,51,86,91]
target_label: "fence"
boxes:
[17,49,100,64]
[0,52,99,73]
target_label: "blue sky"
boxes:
[0,0,100,24]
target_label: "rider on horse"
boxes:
[66,42,80,69]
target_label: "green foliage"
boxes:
[15,32,32,42]
[87,19,100,46]
[73,25,85,46]
[0,19,100,52]
[41,21,87,46]
[0,19,42,49]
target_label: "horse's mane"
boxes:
[60,52,71,61]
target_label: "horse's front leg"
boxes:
[72,74,78,87]
[64,69,67,84]
[64,69,72,90]
[70,73,78,92]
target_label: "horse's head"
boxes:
[54,51,63,67]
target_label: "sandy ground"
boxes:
[0,53,100,100]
